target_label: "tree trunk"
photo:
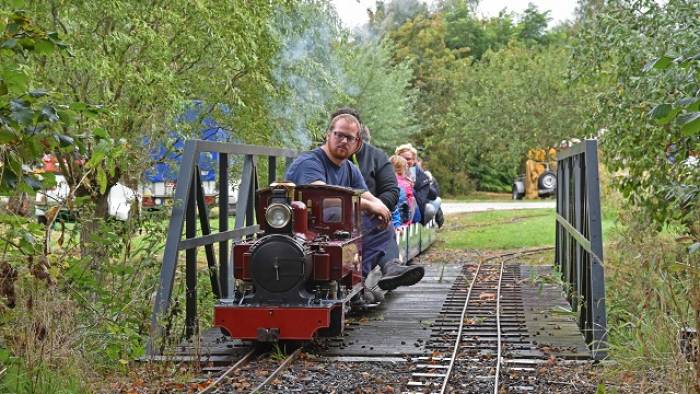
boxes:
[79,191,110,270]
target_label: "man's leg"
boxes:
[361,216,394,276]
[377,237,400,269]
[362,216,424,290]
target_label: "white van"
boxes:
[35,175,139,222]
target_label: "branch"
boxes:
[0,236,30,256]
[50,0,69,34]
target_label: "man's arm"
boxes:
[285,155,326,185]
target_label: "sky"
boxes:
[331,0,578,29]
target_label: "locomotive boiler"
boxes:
[214,182,365,342]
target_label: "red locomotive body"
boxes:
[214,183,364,341]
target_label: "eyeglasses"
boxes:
[331,130,360,143]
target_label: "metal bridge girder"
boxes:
[555,139,608,360]
[147,140,298,356]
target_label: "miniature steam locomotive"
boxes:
[213,182,437,342]
[214,183,365,342]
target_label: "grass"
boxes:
[440,208,615,250]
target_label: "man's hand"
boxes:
[361,192,391,228]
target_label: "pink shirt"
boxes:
[397,174,415,209]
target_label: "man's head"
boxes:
[395,144,417,168]
[331,107,362,124]
[324,113,362,163]
[330,106,370,143]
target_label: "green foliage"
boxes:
[429,43,589,193]
[0,9,75,194]
[368,0,429,37]
[571,0,700,237]
[602,214,697,390]
[336,39,419,149]
[267,0,345,148]
[515,4,552,45]
[21,0,285,205]
[572,3,700,386]
[267,1,421,151]
[364,2,581,194]
[0,8,97,295]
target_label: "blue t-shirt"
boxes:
[285,147,368,191]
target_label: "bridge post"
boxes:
[146,140,298,356]
[555,139,608,360]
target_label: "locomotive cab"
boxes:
[215,183,365,342]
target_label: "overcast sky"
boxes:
[331,0,578,29]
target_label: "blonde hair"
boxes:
[390,155,408,175]
[395,143,417,158]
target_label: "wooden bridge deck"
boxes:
[162,262,591,363]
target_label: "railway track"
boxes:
[407,257,542,393]
[197,345,303,394]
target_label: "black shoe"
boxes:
[378,262,424,291]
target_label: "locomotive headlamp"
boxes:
[265,203,292,229]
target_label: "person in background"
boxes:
[423,170,444,228]
[391,187,408,228]
[390,154,415,225]
[395,144,441,224]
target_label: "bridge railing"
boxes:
[555,139,607,360]
[147,140,298,355]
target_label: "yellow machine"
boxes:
[512,148,557,200]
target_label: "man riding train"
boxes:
[284,109,425,302]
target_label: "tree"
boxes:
[267,0,345,148]
[368,0,429,38]
[571,0,700,236]
[268,0,421,152]
[388,12,467,156]
[442,2,515,60]
[23,0,285,261]
[572,2,700,387]
[0,9,96,283]
[515,3,551,45]
[335,40,419,150]
[429,43,590,194]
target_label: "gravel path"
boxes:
[442,201,555,215]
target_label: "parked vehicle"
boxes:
[512,147,558,200]
[35,174,138,223]
[140,104,239,210]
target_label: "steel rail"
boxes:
[250,346,303,394]
[198,348,257,394]
[493,259,505,394]
[439,260,483,394]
